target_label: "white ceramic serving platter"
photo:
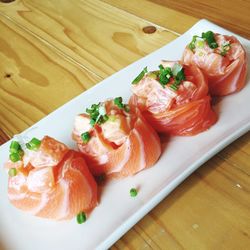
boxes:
[0,19,249,250]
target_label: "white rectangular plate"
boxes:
[0,19,249,250]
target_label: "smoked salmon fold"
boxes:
[5,136,97,220]
[130,61,217,136]
[72,99,161,178]
[182,32,247,96]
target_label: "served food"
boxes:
[130,61,217,135]
[2,29,247,223]
[72,98,161,178]
[182,31,247,96]
[5,136,97,220]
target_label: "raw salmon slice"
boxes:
[5,136,97,220]
[72,98,161,177]
[182,31,247,96]
[130,61,217,136]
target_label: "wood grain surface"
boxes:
[0,0,249,249]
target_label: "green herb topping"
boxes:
[9,141,24,162]
[130,188,138,197]
[156,63,185,91]
[86,103,108,126]
[158,64,172,86]
[188,31,218,51]
[132,67,148,84]
[170,63,186,91]
[76,212,86,224]
[188,35,199,51]
[81,132,91,144]
[202,31,218,49]
[9,153,21,163]
[26,137,41,151]
[114,97,124,109]
[114,97,130,112]
[220,41,231,56]
[8,168,17,177]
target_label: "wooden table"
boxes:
[0,0,249,249]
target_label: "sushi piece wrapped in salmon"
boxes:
[130,61,217,136]
[72,98,161,178]
[182,31,247,96]
[5,136,97,220]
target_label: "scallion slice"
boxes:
[132,67,148,84]
[130,188,138,197]
[8,168,17,177]
[9,153,21,162]
[81,132,91,144]
[26,137,41,151]
[76,212,86,224]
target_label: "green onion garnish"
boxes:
[10,141,21,153]
[169,64,185,91]
[189,31,218,51]
[158,64,172,86]
[8,168,17,177]
[114,97,124,109]
[76,212,86,224]
[114,97,130,112]
[202,31,218,49]
[220,41,231,56]
[132,67,148,84]
[26,137,41,151]
[124,104,130,113]
[86,103,109,126]
[9,141,24,162]
[147,71,158,79]
[81,132,91,144]
[130,188,138,197]
[172,63,183,76]
[188,35,199,51]
[90,119,95,126]
[9,153,21,162]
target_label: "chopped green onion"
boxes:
[103,114,109,121]
[201,31,218,49]
[220,41,231,56]
[132,67,148,84]
[114,97,124,109]
[114,97,130,112]
[98,106,106,116]
[172,63,183,76]
[10,141,21,153]
[124,104,130,112]
[90,119,95,126]
[196,39,205,48]
[76,212,86,224]
[26,137,41,151]
[130,188,138,197]
[86,102,109,126]
[81,132,91,144]
[169,63,185,91]
[158,64,172,86]
[8,168,17,177]
[189,32,218,51]
[169,84,178,91]
[9,140,24,161]
[147,71,158,79]
[9,153,21,162]
[188,35,198,51]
